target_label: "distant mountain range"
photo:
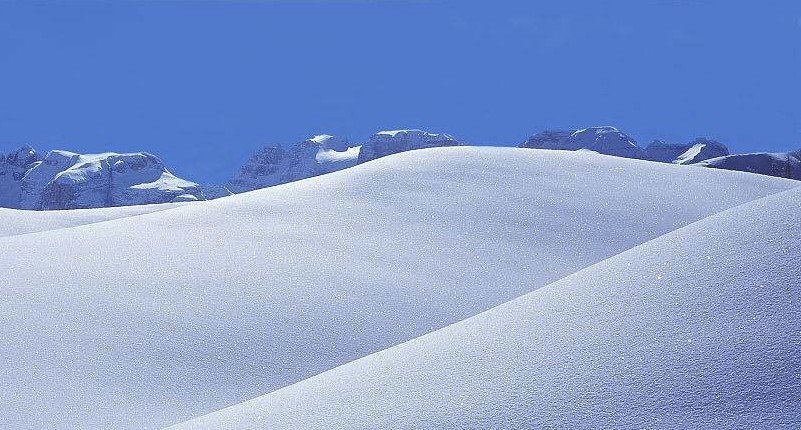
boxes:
[0,147,204,210]
[1,126,799,210]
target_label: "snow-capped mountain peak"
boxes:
[356,129,462,164]
[521,126,644,159]
[645,137,729,164]
[307,134,350,151]
[569,126,645,159]
[697,151,801,180]
[227,134,360,193]
[228,129,462,194]
[0,147,202,210]
[673,137,729,164]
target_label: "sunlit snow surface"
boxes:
[1,147,798,429]
[172,186,801,430]
[0,202,187,237]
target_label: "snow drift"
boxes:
[0,203,185,238]
[0,147,797,429]
[171,185,801,430]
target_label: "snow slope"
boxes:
[0,203,186,238]
[171,185,801,430]
[0,148,797,429]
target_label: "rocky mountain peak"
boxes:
[356,129,462,164]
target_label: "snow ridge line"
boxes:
[0,203,190,240]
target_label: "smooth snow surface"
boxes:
[1,147,797,429]
[171,186,801,430]
[0,203,186,238]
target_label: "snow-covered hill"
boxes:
[0,147,796,429]
[173,185,801,430]
[0,147,203,209]
[697,151,801,180]
[0,203,186,238]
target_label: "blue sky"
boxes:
[0,0,799,183]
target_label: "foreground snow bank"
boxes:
[172,186,801,430]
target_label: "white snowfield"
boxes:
[171,185,801,430]
[0,203,187,238]
[0,147,798,429]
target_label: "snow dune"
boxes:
[0,202,187,238]
[0,147,797,429]
[171,186,801,430]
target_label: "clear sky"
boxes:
[0,0,799,183]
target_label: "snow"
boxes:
[314,145,361,163]
[674,142,706,164]
[227,135,359,193]
[0,147,798,429]
[2,148,203,210]
[171,185,801,430]
[522,126,645,159]
[0,203,187,238]
[645,138,729,164]
[375,129,413,137]
[356,129,461,164]
[309,134,335,144]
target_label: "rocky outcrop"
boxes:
[520,130,578,151]
[0,147,203,210]
[0,145,41,208]
[569,127,645,159]
[644,140,689,163]
[199,184,234,200]
[356,130,462,164]
[228,134,360,193]
[645,137,729,164]
[520,127,644,159]
[696,151,801,180]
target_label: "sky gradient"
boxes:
[1,0,799,183]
